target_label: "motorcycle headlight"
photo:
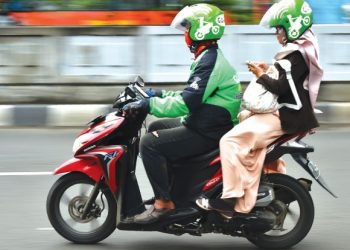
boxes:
[72,140,84,153]
[72,134,90,153]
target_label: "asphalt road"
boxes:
[0,127,349,250]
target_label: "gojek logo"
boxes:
[189,76,201,90]
[194,15,221,40]
[287,2,312,39]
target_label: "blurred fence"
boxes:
[0,25,349,85]
[0,25,349,126]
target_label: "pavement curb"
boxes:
[0,102,349,127]
[0,104,112,127]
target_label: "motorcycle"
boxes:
[46,76,337,249]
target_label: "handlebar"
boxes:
[112,76,149,109]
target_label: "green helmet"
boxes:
[260,0,313,41]
[171,3,225,41]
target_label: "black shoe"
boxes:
[196,198,235,219]
[133,205,175,224]
[121,216,136,224]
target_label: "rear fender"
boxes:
[53,156,103,183]
[291,152,338,198]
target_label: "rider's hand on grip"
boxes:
[145,88,163,98]
[122,100,149,118]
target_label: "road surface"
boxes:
[0,128,349,250]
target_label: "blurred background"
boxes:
[0,3,349,250]
[1,0,350,25]
[0,0,349,126]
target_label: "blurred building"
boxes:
[0,0,349,26]
[308,0,349,23]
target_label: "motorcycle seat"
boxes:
[264,130,314,164]
[172,130,313,168]
[267,130,312,148]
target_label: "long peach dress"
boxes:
[219,111,284,213]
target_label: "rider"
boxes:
[124,3,242,224]
[196,0,323,218]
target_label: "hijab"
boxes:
[275,29,323,108]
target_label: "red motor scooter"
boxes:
[46,76,336,249]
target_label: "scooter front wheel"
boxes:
[47,172,117,243]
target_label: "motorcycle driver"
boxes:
[123,3,242,224]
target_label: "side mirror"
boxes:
[125,86,137,98]
[134,76,145,87]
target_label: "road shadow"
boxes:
[56,237,257,250]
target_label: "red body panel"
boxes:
[209,156,220,166]
[54,157,103,183]
[54,146,125,193]
[202,168,223,192]
[202,156,222,192]
[201,155,223,192]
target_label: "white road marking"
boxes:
[0,172,53,176]
[36,227,54,231]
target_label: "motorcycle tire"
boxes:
[247,174,314,249]
[46,172,117,243]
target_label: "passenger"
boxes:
[123,3,242,224]
[196,0,323,218]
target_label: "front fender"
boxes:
[54,157,103,183]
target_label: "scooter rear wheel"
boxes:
[247,174,314,249]
[47,172,117,243]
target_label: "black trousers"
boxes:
[140,118,218,201]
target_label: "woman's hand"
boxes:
[256,62,269,72]
[247,61,267,78]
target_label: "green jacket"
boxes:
[149,44,242,140]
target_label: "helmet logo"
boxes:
[194,16,220,40]
[287,14,302,39]
[216,14,225,26]
[287,14,310,39]
[301,2,312,14]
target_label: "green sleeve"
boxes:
[161,90,182,97]
[149,95,189,118]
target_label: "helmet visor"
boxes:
[171,6,194,32]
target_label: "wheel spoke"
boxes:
[90,219,101,230]
[66,217,78,228]
[287,208,298,223]
[264,186,301,235]
[61,193,72,205]
[79,184,90,196]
